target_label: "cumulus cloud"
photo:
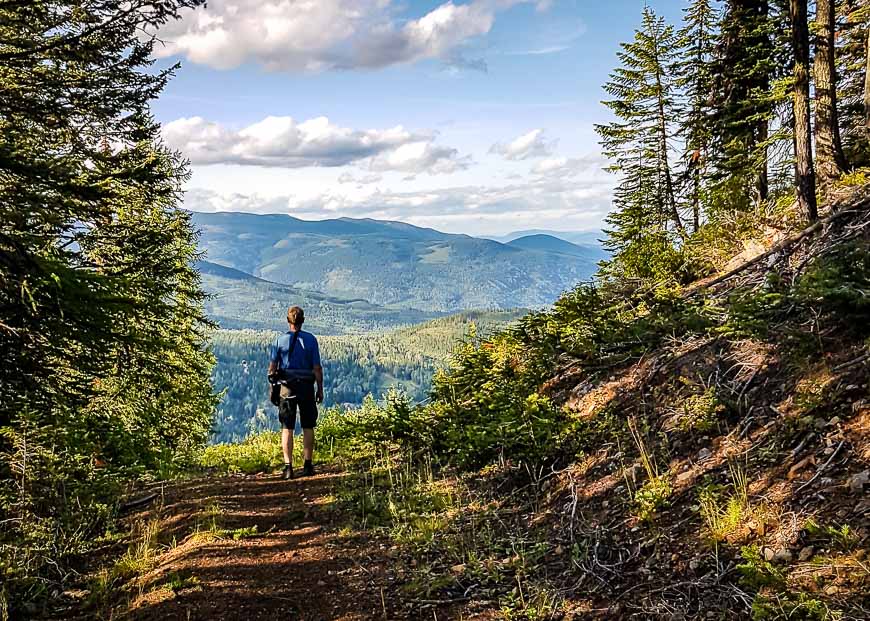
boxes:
[368,141,471,175]
[184,172,614,234]
[489,129,556,160]
[153,0,545,72]
[163,115,467,175]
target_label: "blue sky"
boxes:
[155,0,686,235]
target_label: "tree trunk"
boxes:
[692,165,701,232]
[654,67,684,233]
[814,0,848,186]
[865,25,870,142]
[755,119,769,204]
[791,0,818,222]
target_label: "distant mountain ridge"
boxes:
[191,211,601,313]
[506,234,604,259]
[489,229,605,247]
[197,259,439,334]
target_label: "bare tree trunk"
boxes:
[791,0,818,222]
[692,165,701,232]
[654,63,684,233]
[755,0,770,206]
[814,0,848,186]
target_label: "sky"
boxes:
[154,0,686,236]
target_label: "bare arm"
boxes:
[314,365,324,403]
[268,361,278,376]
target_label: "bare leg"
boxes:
[302,428,315,462]
[281,428,294,464]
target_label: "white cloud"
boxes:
[184,171,613,235]
[368,141,472,175]
[531,155,602,177]
[338,172,383,185]
[163,115,467,175]
[154,0,546,72]
[490,129,556,160]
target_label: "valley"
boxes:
[209,311,526,443]
[197,217,600,443]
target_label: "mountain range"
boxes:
[192,212,602,314]
[198,259,439,333]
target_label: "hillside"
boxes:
[191,212,600,312]
[295,185,866,618]
[197,260,438,333]
[78,187,870,621]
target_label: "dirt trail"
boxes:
[122,468,400,621]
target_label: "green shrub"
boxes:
[794,242,870,323]
[750,592,832,621]
[737,545,786,590]
[678,387,724,432]
[199,432,283,473]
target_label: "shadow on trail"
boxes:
[125,468,397,621]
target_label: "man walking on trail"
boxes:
[268,306,324,480]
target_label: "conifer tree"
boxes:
[596,7,684,281]
[712,0,776,206]
[790,0,818,221]
[814,0,849,186]
[0,0,211,606]
[675,0,720,231]
[836,0,870,166]
[81,123,218,467]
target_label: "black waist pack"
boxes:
[269,375,282,407]
[268,331,299,407]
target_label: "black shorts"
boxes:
[278,381,318,430]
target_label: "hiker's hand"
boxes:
[316,388,324,403]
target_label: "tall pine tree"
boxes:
[675,0,721,231]
[0,0,213,608]
[836,0,870,166]
[712,0,776,207]
[596,7,685,282]
[790,0,818,221]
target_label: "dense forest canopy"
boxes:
[0,0,216,609]
[210,310,525,443]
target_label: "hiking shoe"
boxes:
[302,462,314,477]
[282,464,294,480]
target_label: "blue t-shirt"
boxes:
[269,330,321,378]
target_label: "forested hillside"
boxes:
[191,211,601,311]
[210,310,525,443]
[198,260,439,333]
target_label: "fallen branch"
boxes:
[795,441,845,495]
[119,492,158,512]
[833,352,870,372]
[690,207,862,295]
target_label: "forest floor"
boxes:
[83,467,442,621]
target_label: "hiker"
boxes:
[268,306,324,480]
